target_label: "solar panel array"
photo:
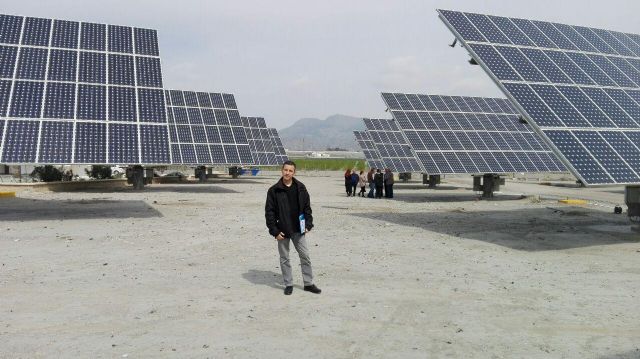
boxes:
[0,14,170,164]
[241,116,278,166]
[362,118,422,173]
[164,89,252,165]
[382,93,566,174]
[353,130,385,170]
[439,9,640,185]
[267,127,288,164]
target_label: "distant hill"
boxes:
[279,114,366,151]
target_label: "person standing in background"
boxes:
[367,168,375,198]
[374,168,384,199]
[357,170,367,197]
[344,169,352,197]
[350,169,359,197]
[384,168,395,198]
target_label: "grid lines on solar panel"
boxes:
[241,116,278,166]
[383,92,566,175]
[361,118,422,173]
[165,89,251,165]
[267,127,289,164]
[353,130,385,170]
[438,9,640,185]
[0,13,169,165]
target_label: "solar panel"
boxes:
[241,116,278,166]
[164,89,253,165]
[353,130,385,170]
[0,13,170,165]
[382,92,566,174]
[267,127,289,165]
[360,118,422,173]
[439,9,640,185]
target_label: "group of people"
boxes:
[343,167,394,199]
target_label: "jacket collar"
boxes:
[274,176,301,190]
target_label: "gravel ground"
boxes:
[1,171,639,358]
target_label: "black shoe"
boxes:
[284,286,293,295]
[304,284,321,294]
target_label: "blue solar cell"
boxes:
[580,87,637,128]
[191,125,207,143]
[44,82,75,118]
[10,81,44,118]
[518,153,538,172]
[554,86,613,127]
[431,152,453,173]
[529,84,591,127]
[588,54,637,87]
[607,57,640,85]
[169,90,184,106]
[488,15,534,46]
[201,109,215,125]
[164,90,171,106]
[510,18,556,48]
[232,127,248,143]
[407,94,426,111]
[0,80,10,116]
[210,144,225,163]
[417,95,438,111]
[135,57,163,88]
[140,125,169,163]
[187,108,203,125]
[2,120,39,163]
[549,23,596,53]
[109,86,136,121]
[565,52,616,86]
[442,132,463,150]
[611,31,640,57]
[77,85,106,120]
[456,152,479,173]
[180,144,197,164]
[224,145,240,163]
[195,144,211,163]
[574,26,617,54]
[0,45,17,77]
[210,93,224,108]
[0,15,23,44]
[214,109,229,126]
[196,92,212,108]
[172,107,188,124]
[495,46,547,82]
[530,21,578,51]
[37,121,72,163]
[22,17,51,46]
[439,10,486,42]
[477,132,498,150]
[176,125,192,142]
[108,25,132,53]
[118,129,150,153]
[222,93,237,109]
[519,48,572,84]
[603,89,640,125]
[205,126,220,143]
[75,122,106,163]
[491,152,514,172]
[137,88,166,122]
[592,28,635,57]
[543,129,612,183]
[600,131,640,171]
[51,20,79,49]
[218,126,234,143]
[170,144,182,164]
[182,91,198,107]
[465,13,511,44]
[47,49,76,81]
[80,22,106,51]
[134,28,159,56]
[238,145,254,164]
[382,93,401,110]
[541,50,593,85]
[573,131,639,182]
[16,47,47,80]
[469,44,522,81]
[503,83,564,127]
[108,54,135,85]
[479,153,504,172]
[468,152,491,172]
[79,52,106,83]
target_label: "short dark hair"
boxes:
[282,160,296,169]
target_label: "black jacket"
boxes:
[374,172,384,186]
[265,177,314,238]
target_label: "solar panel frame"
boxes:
[383,92,566,175]
[0,13,170,165]
[165,89,252,166]
[241,116,278,166]
[438,9,640,185]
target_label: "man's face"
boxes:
[281,164,295,181]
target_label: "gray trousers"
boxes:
[277,233,314,286]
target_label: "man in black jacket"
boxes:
[374,168,384,199]
[265,161,321,296]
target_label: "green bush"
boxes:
[290,158,367,171]
[30,165,63,182]
[85,165,112,179]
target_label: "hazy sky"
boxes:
[2,0,640,128]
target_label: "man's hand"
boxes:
[275,232,285,241]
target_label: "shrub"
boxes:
[85,165,112,179]
[30,165,63,182]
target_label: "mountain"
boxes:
[278,114,366,151]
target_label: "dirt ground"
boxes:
[1,171,639,358]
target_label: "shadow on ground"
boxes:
[598,350,640,359]
[392,191,525,203]
[0,197,163,221]
[48,184,241,194]
[242,269,283,289]
[350,206,638,251]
